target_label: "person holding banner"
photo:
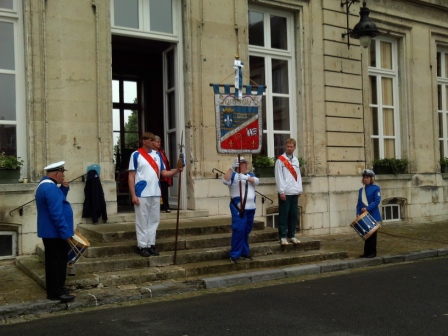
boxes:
[222,157,259,263]
[128,132,184,258]
[36,161,75,303]
[356,169,382,258]
[275,139,303,246]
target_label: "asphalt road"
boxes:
[2,258,448,336]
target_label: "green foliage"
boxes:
[253,155,275,168]
[440,157,448,166]
[0,152,24,170]
[298,157,307,166]
[372,157,408,174]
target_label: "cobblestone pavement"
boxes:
[1,221,448,325]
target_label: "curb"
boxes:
[1,249,448,323]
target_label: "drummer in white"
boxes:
[356,169,382,258]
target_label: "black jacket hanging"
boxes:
[82,169,108,224]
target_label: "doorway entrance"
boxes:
[112,35,182,211]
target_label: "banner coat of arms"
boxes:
[213,84,264,154]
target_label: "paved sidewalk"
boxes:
[1,221,448,324]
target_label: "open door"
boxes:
[163,45,185,209]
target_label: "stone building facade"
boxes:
[1,0,448,257]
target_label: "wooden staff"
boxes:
[173,132,184,265]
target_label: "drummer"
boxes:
[356,169,382,258]
[36,161,75,303]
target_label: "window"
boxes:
[0,0,25,168]
[437,48,448,159]
[382,204,400,222]
[0,231,16,259]
[248,6,297,158]
[111,0,178,39]
[368,37,400,159]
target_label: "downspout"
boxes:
[92,1,102,165]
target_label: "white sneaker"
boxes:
[289,237,301,245]
[280,238,289,245]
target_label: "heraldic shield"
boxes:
[213,84,264,154]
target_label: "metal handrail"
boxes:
[211,168,274,205]
[9,174,86,217]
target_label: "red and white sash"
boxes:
[278,155,297,181]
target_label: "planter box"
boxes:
[0,169,20,184]
[254,167,275,178]
[373,166,393,175]
[442,164,448,173]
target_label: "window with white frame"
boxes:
[111,0,179,40]
[437,48,448,160]
[248,6,297,158]
[0,0,25,167]
[382,204,400,222]
[368,37,400,159]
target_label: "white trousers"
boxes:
[135,196,160,248]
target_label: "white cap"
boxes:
[44,161,67,172]
[233,157,247,166]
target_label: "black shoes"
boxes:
[365,254,376,258]
[138,247,151,257]
[230,257,239,264]
[148,246,160,256]
[48,294,75,303]
[166,209,171,213]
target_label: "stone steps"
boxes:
[15,212,349,290]
[15,250,347,289]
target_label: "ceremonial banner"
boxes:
[213,84,264,154]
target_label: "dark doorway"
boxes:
[112,35,173,208]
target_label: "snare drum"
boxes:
[350,212,380,240]
[67,231,90,267]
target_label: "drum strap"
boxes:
[362,186,369,206]
[35,179,55,196]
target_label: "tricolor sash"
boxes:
[278,155,297,181]
[138,148,159,178]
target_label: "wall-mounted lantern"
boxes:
[341,0,380,49]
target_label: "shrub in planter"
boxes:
[0,152,24,184]
[440,157,448,173]
[372,158,408,175]
[253,155,275,177]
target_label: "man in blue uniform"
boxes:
[36,161,75,303]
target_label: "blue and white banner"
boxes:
[213,84,264,154]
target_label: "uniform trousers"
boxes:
[229,204,255,259]
[43,238,68,298]
[160,181,171,211]
[364,230,378,256]
[135,196,160,248]
[278,194,299,239]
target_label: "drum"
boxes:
[350,212,380,240]
[67,231,90,267]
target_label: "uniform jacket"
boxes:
[36,176,74,240]
[356,183,382,222]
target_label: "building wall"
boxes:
[2,0,448,257]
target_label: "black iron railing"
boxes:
[9,174,86,216]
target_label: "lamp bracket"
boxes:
[341,0,361,48]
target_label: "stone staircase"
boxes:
[15,210,348,290]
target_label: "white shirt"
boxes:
[222,172,259,209]
[128,150,165,197]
